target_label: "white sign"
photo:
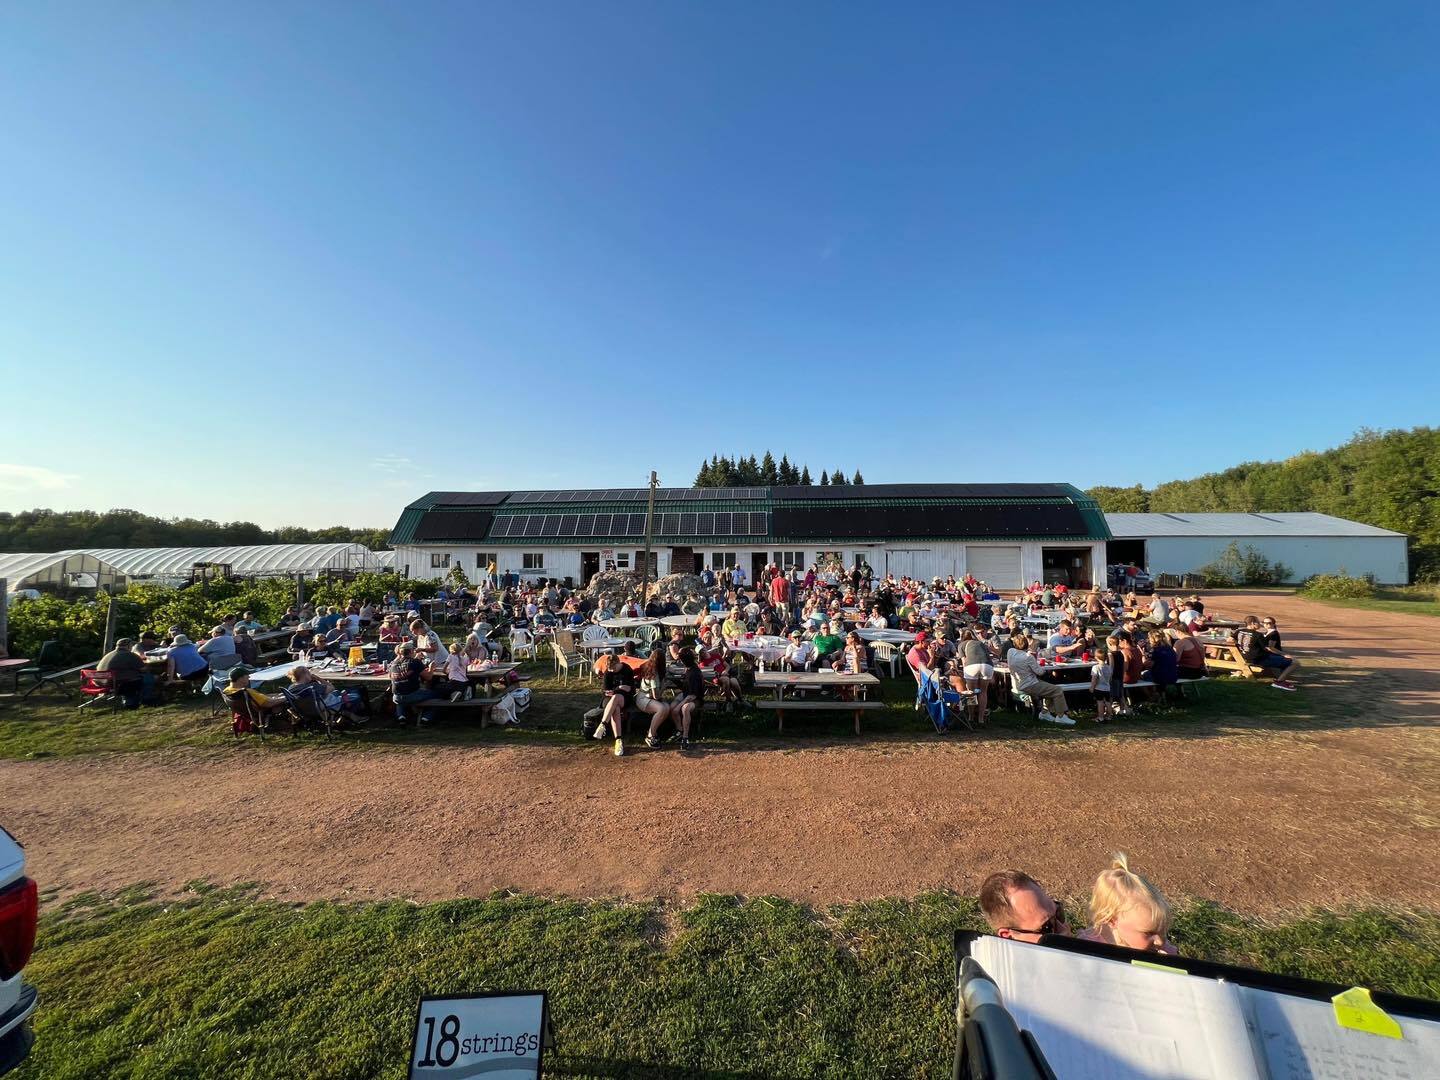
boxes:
[410,992,549,1079]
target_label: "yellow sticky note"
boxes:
[1131,959,1186,975]
[1332,987,1403,1039]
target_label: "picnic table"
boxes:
[753,670,882,735]
[856,628,917,645]
[726,635,789,669]
[1197,636,1261,677]
[0,657,32,694]
[245,659,308,685]
[250,628,293,645]
[600,617,660,631]
[658,614,703,628]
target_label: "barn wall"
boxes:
[1142,536,1409,584]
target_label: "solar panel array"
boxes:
[771,505,1089,540]
[489,511,768,539]
[412,510,495,541]
[504,487,766,504]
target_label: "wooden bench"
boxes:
[256,648,290,664]
[419,696,504,726]
[1175,676,1208,699]
[757,698,885,735]
[23,663,94,697]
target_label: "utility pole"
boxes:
[102,595,121,654]
[641,470,658,599]
[0,579,8,659]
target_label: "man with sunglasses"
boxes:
[979,869,1073,943]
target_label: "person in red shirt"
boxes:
[769,571,790,617]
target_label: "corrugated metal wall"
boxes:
[1140,536,1408,584]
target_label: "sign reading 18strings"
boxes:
[410,991,552,1079]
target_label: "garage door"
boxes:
[885,548,932,580]
[966,545,1022,590]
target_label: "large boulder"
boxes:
[583,568,643,598]
[654,572,705,597]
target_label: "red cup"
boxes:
[1082,651,1092,661]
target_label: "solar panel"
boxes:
[679,512,697,534]
[715,512,732,534]
[523,516,544,537]
[576,514,595,536]
[430,491,510,507]
[749,512,768,534]
[627,513,646,535]
[696,513,714,535]
[593,513,612,535]
[411,510,495,541]
[559,514,579,536]
[660,513,680,534]
[541,515,561,536]
[770,505,1089,539]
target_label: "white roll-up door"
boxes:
[966,545,1022,589]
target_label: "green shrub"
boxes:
[1197,542,1292,587]
[1301,573,1376,600]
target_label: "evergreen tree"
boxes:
[760,451,779,486]
[799,465,813,486]
[694,459,712,486]
[830,468,848,486]
[778,455,797,485]
[819,471,830,486]
[853,470,865,485]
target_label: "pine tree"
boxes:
[760,451,779,486]
[852,470,865,485]
[719,456,738,486]
[819,471,830,486]
[830,468,848,486]
[799,465,813,486]
[778,455,796,485]
[694,459,712,486]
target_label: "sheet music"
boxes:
[970,936,1264,1079]
[1243,987,1440,1080]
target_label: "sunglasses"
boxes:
[1000,902,1066,937]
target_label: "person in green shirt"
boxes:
[811,621,845,668]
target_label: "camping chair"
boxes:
[15,640,62,695]
[224,687,279,739]
[869,641,902,678]
[1008,672,1040,719]
[917,672,974,733]
[282,685,336,739]
[76,669,122,712]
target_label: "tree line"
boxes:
[1086,426,1440,578]
[694,452,864,488]
[0,508,391,554]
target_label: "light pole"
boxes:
[641,470,658,598]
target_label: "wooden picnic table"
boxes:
[250,628,294,645]
[753,670,882,735]
[1198,638,1260,677]
[314,661,521,687]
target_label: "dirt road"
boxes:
[4,591,1437,912]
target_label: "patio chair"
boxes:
[581,624,609,644]
[14,640,62,694]
[554,644,590,686]
[869,641,902,678]
[509,628,537,662]
[632,624,661,652]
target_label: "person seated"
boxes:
[1236,615,1299,690]
[197,626,239,670]
[811,621,845,669]
[278,607,301,628]
[96,637,150,708]
[905,631,934,682]
[866,605,889,630]
[222,668,289,732]
[464,623,492,664]
[1077,853,1178,955]
[695,628,742,709]
[1170,623,1206,680]
[315,606,341,634]
[929,628,956,669]
[594,648,635,757]
[323,620,352,648]
[283,664,367,729]
[783,630,817,672]
[409,619,449,665]
[1143,630,1179,695]
[288,627,312,658]
[1261,616,1283,650]
[1046,619,1085,658]
[721,608,747,641]
[165,634,210,683]
[389,643,436,726]
[305,633,335,662]
[135,631,162,655]
[979,869,1072,943]
[438,643,472,701]
[358,601,375,629]
[233,626,259,666]
[1005,633,1075,726]
[1148,593,1171,625]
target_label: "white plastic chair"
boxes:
[581,624,609,644]
[869,641,902,678]
[509,628,537,662]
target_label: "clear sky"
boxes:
[2,2,1437,528]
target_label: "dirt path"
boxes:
[3,591,1437,912]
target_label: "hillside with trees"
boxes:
[694,453,863,487]
[1086,427,1440,577]
[0,508,390,554]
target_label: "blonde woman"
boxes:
[1078,853,1178,955]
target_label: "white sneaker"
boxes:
[1040,712,1076,726]
[591,722,608,740]
[614,738,625,757]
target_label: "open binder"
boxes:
[955,931,1440,1079]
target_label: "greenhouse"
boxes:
[0,551,128,592]
[63,543,387,582]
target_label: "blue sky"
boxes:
[2,2,1437,528]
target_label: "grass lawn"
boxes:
[1303,584,1440,619]
[14,885,1440,1080]
[0,658,1320,761]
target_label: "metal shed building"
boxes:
[389,484,1113,590]
[1104,512,1409,584]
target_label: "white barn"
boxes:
[1104,512,1408,584]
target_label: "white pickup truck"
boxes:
[0,827,36,1074]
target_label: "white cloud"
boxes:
[0,463,76,492]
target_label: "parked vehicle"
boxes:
[1106,563,1154,595]
[0,827,37,1075]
